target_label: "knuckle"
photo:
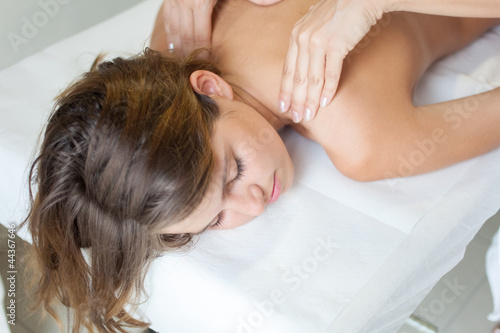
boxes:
[325,70,338,81]
[309,33,323,48]
[291,25,301,40]
[307,73,321,87]
[195,34,210,44]
[167,24,179,35]
[297,31,310,47]
[294,72,306,85]
[161,9,169,21]
[282,65,293,78]
[322,85,335,96]
[180,33,193,44]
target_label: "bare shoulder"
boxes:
[293,14,496,177]
[296,14,438,146]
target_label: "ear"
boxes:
[189,70,234,100]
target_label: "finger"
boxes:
[278,36,298,115]
[179,6,195,54]
[289,31,311,123]
[320,48,343,108]
[193,1,213,51]
[304,35,326,121]
[164,1,182,54]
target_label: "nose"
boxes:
[225,184,266,216]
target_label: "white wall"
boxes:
[0,0,145,70]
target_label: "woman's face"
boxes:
[162,96,294,234]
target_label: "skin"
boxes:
[161,70,294,233]
[157,0,282,56]
[152,0,500,231]
[279,0,500,121]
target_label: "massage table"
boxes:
[1,1,499,332]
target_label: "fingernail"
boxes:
[279,100,287,113]
[320,97,328,108]
[495,328,500,333]
[292,111,301,123]
[304,108,313,121]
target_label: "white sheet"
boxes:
[1,1,499,332]
[488,228,500,322]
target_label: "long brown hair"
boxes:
[21,48,221,332]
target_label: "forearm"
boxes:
[418,87,500,158]
[384,87,500,179]
[349,87,500,181]
[388,0,500,17]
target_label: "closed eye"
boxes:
[210,155,246,229]
[232,156,246,183]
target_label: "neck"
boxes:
[230,82,292,131]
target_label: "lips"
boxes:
[268,173,281,204]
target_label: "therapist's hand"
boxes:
[160,0,283,55]
[278,0,389,122]
[161,0,218,55]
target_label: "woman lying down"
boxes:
[22,0,500,331]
